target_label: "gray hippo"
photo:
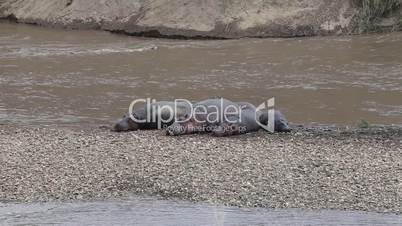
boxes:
[211,101,262,137]
[166,98,291,136]
[113,100,192,132]
[166,98,240,136]
[209,101,291,135]
[259,110,291,133]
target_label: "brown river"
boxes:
[1,22,402,225]
[1,22,402,128]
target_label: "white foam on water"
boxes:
[0,44,159,58]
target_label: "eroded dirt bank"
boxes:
[1,125,401,213]
[0,0,401,38]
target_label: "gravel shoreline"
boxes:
[0,124,401,213]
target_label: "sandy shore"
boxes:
[0,124,401,213]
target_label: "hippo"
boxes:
[211,101,262,137]
[166,98,291,136]
[166,98,242,136]
[259,110,291,133]
[211,102,291,136]
[113,100,192,132]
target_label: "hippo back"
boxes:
[193,98,240,125]
[136,101,192,129]
[237,102,261,133]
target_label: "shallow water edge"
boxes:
[1,196,402,226]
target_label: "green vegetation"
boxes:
[354,0,402,33]
[358,119,370,129]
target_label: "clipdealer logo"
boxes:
[255,97,275,133]
[128,98,275,132]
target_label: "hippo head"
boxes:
[259,110,291,133]
[274,119,291,133]
[112,113,140,132]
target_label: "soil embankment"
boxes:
[0,0,401,38]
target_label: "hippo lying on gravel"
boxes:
[113,101,192,132]
[166,98,291,136]
[259,110,291,133]
[113,97,290,136]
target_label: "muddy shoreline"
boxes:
[0,124,401,214]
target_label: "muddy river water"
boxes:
[1,22,402,127]
[1,22,402,225]
[1,197,402,226]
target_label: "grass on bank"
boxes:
[354,0,402,33]
[358,119,371,129]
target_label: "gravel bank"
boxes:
[0,124,401,213]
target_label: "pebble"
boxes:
[0,124,401,214]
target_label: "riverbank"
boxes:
[0,124,401,213]
[0,0,401,39]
